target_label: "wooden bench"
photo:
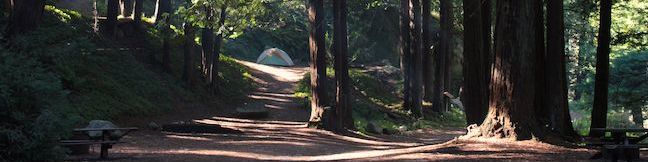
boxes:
[62,127,137,159]
[589,128,648,161]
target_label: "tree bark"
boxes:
[432,0,451,112]
[546,0,579,137]
[462,0,487,125]
[409,0,423,117]
[422,0,434,102]
[534,0,549,126]
[134,0,143,25]
[399,0,412,112]
[442,0,454,112]
[106,0,119,37]
[183,21,195,86]
[482,0,492,86]
[160,0,172,73]
[477,0,543,140]
[201,27,214,82]
[5,0,45,38]
[211,5,227,94]
[589,0,612,138]
[120,0,134,17]
[308,0,329,127]
[333,0,353,131]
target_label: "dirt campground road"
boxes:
[68,60,606,161]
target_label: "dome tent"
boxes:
[256,48,295,66]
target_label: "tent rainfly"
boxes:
[256,48,295,66]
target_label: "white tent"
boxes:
[256,48,295,66]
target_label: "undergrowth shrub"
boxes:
[0,52,76,162]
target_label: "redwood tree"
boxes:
[333,0,353,131]
[409,0,424,117]
[477,0,543,140]
[422,0,434,102]
[462,0,488,125]
[590,0,612,138]
[159,0,172,72]
[5,0,45,38]
[183,0,196,86]
[308,0,329,128]
[399,0,412,112]
[211,5,227,93]
[534,0,548,125]
[106,0,119,37]
[432,0,451,112]
[134,0,144,25]
[546,0,579,137]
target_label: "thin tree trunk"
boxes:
[462,0,487,125]
[442,0,454,112]
[546,0,579,138]
[422,0,434,102]
[334,0,353,131]
[476,0,543,140]
[432,0,450,112]
[183,20,195,86]
[589,0,612,138]
[410,0,423,117]
[134,0,143,25]
[160,0,172,73]
[201,27,214,82]
[400,0,412,112]
[106,0,119,37]
[308,0,329,128]
[120,0,134,17]
[211,5,227,94]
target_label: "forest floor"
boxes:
[68,60,637,161]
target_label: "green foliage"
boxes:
[215,55,256,101]
[0,52,74,162]
[349,69,400,106]
[610,50,648,111]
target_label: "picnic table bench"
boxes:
[588,128,648,161]
[61,127,138,159]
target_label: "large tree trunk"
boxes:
[482,0,492,86]
[211,5,227,94]
[546,0,579,138]
[477,0,543,140]
[333,0,353,131]
[462,0,488,125]
[183,20,195,86]
[589,0,612,138]
[534,0,549,126]
[399,0,412,112]
[409,0,423,117]
[422,0,434,102]
[6,0,45,38]
[432,0,451,112]
[308,0,329,128]
[106,0,119,37]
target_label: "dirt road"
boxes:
[70,60,598,161]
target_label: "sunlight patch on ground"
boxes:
[236,60,307,83]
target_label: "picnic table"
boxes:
[589,128,648,161]
[61,127,138,159]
